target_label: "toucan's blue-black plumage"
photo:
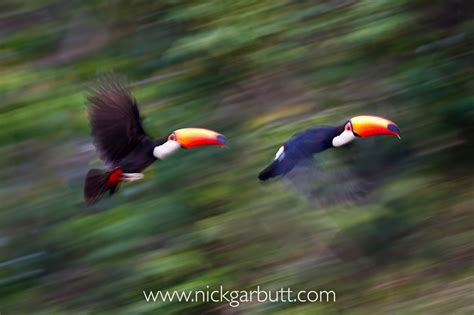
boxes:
[259,126,343,181]
[259,116,401,181]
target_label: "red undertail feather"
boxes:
[84,167,123,205]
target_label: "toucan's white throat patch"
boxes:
[153,140,181,159]
[332,130,356,147]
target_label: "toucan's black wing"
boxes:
[258,145,310,180]
[87,75,149,165]
[258,127,336,181]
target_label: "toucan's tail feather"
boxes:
[84,169,120,205]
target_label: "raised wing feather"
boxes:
[87,75,149,165]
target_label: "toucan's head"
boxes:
[153,128,226,159]
[332,115,400,147]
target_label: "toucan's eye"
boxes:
[345,123,352,131]
[169,133,176,141]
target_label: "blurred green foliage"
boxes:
[0,0,473,314]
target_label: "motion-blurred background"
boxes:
[0,0,473,314]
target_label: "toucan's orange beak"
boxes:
[351,115,400,139]
[173,128,227,148]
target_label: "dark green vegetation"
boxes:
[0,0,473,314]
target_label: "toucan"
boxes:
[84,76,226,205]
[258,116,400,181]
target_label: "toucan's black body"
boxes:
[259,126,343,180]
[84,77,162,205]
[87,77,165,173]
[116,137,166,173]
